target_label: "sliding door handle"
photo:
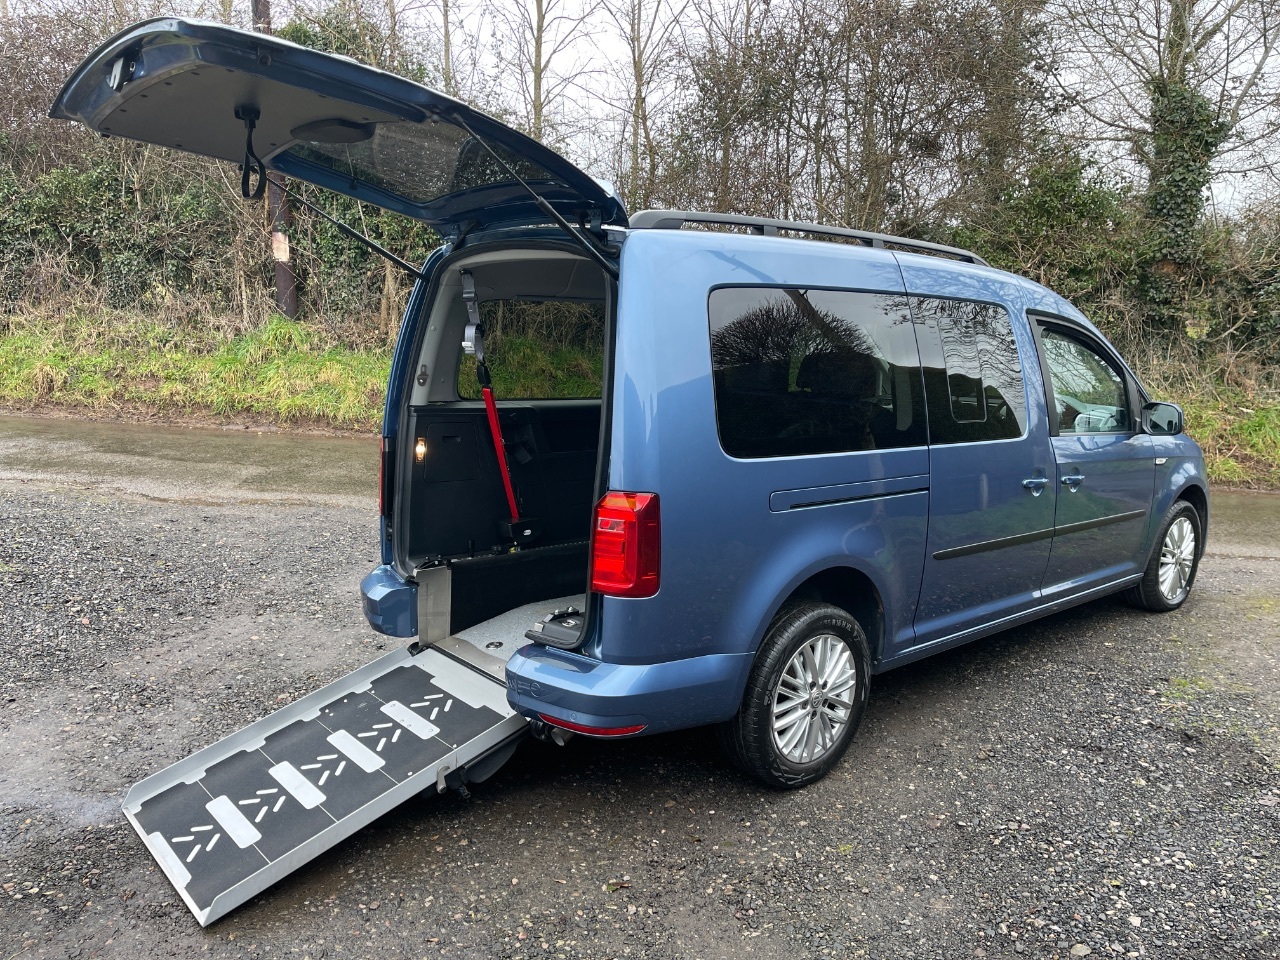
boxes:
[1022,477,1049,496]
[1062,473,1086,490]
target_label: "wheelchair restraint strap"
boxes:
[462,270,520,524]
[483,385,520,524]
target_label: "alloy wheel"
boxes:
[1158,516,1196,604]
[771,634,857,764]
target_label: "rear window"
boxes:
[708,287,926,458]
[289,123,554,205]
[457,299,604,399]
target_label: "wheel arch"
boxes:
[767,565,886,664]
[1176,482,1209,555]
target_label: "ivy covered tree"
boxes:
[1140,79,1231,331]
[1054,0,1280,334]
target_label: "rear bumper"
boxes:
[360,565,417,637]
[505,644,753,736]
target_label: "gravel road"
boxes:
[1,421,1277,959]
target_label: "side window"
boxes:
[911,297,1028,444]
[708,287,925,458]
[1039,328,1130,434]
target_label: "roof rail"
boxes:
[628,209,989,266]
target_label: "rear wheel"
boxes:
[1127,500,1202,611]
[719,602,870,789]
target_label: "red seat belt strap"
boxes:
[482,384,521,523]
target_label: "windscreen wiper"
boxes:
[449,114,620,281]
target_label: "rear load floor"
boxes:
[454,593,585,660]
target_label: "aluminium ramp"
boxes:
[123,645,527,926]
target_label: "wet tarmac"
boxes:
[0,413,377,506]
[1206,484,1280,556]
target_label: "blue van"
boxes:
[364,214,1208,788]
[56,18,1209,924]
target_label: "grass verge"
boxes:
[0,311,389,430]
[1179,395,1280,488]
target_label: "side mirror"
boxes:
[1141,401,1184,436]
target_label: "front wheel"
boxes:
[719,602,870,789]
[1127,500,1202,612]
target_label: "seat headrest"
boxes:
[796,348,878,396]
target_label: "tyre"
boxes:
[1126,500,1202,612]
[719,602,870,789]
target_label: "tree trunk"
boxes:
[532,0,546,141]
[252,0,299,319]
[441,0,456,96]
[1137,0,1229,334]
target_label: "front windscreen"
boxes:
[286,120,559,205]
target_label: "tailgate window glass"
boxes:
[289,122,556,205]
[708,287,925,458]
[457,300,604,399]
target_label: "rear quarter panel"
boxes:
[595,230,929,667]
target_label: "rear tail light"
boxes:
[590,491,660,598]
[379,438,394,518]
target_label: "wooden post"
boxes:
[251,0,299,319]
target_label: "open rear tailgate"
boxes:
[51,18,626,231]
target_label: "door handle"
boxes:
[1022,477,1049,495]
[1062,473,1086,488]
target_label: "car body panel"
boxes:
[1042,433,1156,593]
[896,258,1059,650]
[505,645,754,734]
[360,564,416,637]
[588,230,927,679]
[1024,307,1160,593]
[379,244,450,568]
[1152,440,1211,539]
